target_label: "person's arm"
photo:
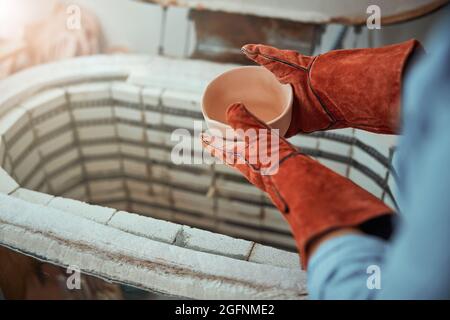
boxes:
[201,103,393,269]
[307,10,450,299]
[241,40,420,137]
[308,233,387,299]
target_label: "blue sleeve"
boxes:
[307,9,450,300]
[307,234,387,299]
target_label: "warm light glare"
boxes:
[0,0,27,39]
[0,0,56,40]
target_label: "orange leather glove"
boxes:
[201,104,393,269]
[241,39,420,137]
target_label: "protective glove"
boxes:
[201,103,393,268]
[241,39,420,137]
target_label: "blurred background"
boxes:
[0,0,448,300]
[1,0,448,79]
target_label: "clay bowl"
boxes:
[202,66,293,138]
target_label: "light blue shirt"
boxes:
[307,9,450,299]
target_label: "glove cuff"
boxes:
[265,154,393,269]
